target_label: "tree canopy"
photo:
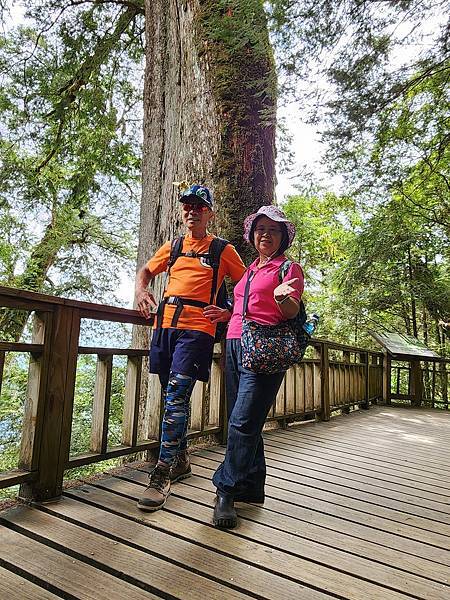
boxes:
[0,0,448,351]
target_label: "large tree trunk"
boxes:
[135,0,277,440]
[138,0,276,273]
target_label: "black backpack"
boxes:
[279,260,310,359]
[166,236,232,343]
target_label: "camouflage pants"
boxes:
[159,372,196,466]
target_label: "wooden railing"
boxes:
[0,286,384,501]
[388,359,449,409]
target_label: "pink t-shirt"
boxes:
[227,255,304,339]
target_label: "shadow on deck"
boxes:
[1,406,450,599]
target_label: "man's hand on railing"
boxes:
[136,289,157,320]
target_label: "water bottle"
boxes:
[303,313,319,336]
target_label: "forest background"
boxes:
[0,0,448,495]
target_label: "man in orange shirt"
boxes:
[135,185,246,511]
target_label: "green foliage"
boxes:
[0,1,145,340]
[0,355,28,481]
[268,1,449,226]
[0,352,131,499]
[284,188,448,352]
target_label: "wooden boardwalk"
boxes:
[1,406,450,599]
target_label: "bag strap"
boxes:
[279,259,292,283]
[242,270,255,320]
[167,236,185,274]
[207,237,229,304]
[278,259,307,324]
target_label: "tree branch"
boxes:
[36,4,142,173]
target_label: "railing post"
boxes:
[320,341,330,421]
[360,351,370,410]
[123,355,143,447]
[371,354,379,404]
[410,359,423,407]
[383,351,391,405]
[19,312,51,479]
[91,354,113,454]
[19,305,80,502]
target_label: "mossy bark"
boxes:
[138,0,276,273]
[136,0,277,440]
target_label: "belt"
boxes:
[156,296,209,329]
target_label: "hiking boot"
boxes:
[213,492,237,529]
[169,451,192,483]
[137,464,171,512]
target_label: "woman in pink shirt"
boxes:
[207,205,304,528]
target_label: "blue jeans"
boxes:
[212,338,285,497]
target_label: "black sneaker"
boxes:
[213,492,237,528]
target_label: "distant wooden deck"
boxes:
[1,406,450,600]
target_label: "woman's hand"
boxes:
[203,305,231,324]
[273,277,299,302]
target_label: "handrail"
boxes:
[1,285,386,501]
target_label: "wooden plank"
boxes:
[298,424,450,465]
[265,429,450,484]
[295,363,305,414]
[180,459,450,567]
[189,380,204,432]
[194,447,450,530]
[202,450,450,549]
[208,359,222,428]
[329,364,336,406]
[256,444,450,524]
[39,495,333,600]
[285,367,295,414]
[101,473,447,599]
[122,355,142,447]
[313,361,321,412]
[190,449,448,522]
[320,343,330,420]
[78,347,148,356]
[0,469,35,488]
[259,443,450,502]
[155,471,450,585]
[146,374,163,441]
[274,374,285,416]
[79,308,153,326]
[0,522,158,599]
[297,426,450,469]
[20,306,80,501]
[295,423,450,468]
[67,440,159,469]
[91,354,113,454]
[0,342,43,353]
[19,312,51,473]
[1,506,260,600]
[304,363,314,413]
[0,565,60,599]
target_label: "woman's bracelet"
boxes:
[275,295,290,305]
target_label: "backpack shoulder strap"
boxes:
[279,259,307,322]
[167,236,184,274]
[208,237,230,304]
[278,259,292,283]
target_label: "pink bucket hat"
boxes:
[243,205,296,246]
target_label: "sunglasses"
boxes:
[182,203,208,212]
